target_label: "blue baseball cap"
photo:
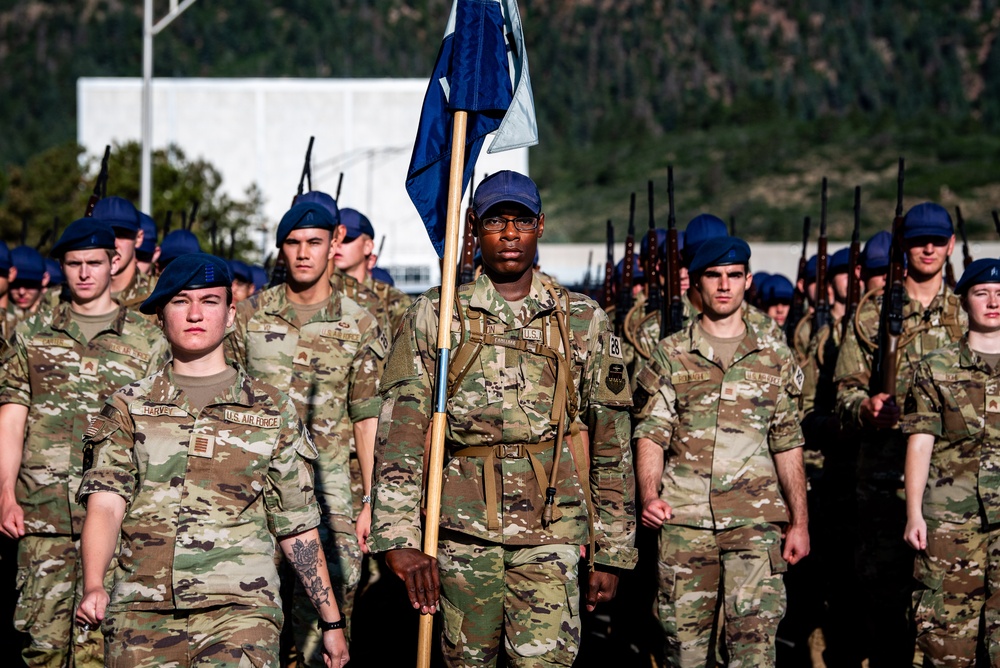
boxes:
[92,196,140,234]
[50,218,117,259]
[954,258,1000,296]
[340,208,375,241]
[829,247,851,274]
[137,212,158,256]
[228,259,253,283]
[371,266,395,286]
[903,202,953,239]
[861,231,893,271]
[275,202,339,247]
[158,229,202,267]
[295,191,340,223]
[683,214,728,264]
[759,274,794,303]
[140,253,232,315]
[473,171,541,218]
[688,235,751,275]
[11,246,47,283]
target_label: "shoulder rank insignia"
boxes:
[606,363,626,394]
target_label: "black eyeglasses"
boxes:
[479,216,539,233]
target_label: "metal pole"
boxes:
[141,0,153,213]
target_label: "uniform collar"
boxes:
[147,362,253,413]
[689,311,761,366]
[50,301,127,339]
[468,273,557,328]
[262,283,343,325]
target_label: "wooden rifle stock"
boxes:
[615,194,636,336]
[85,145,111,217]
[843,186,862,341]
[645,180,662,316]
[873,157,907,397]
[603,220,615,309]
[661,165,683,339]
[813,178,830,334]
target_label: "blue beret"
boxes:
[158,230,202,266]
[276,202,339,247]
[753,271,771,287]
[688,235,752,275]
[371,266,395,287]
[50,218,117,258]
[473,171,541,218]
[614,254,645,283]
[92,196,140,233]
[804,254,833,282]
[904,202,953,239]
[684,214,728,263]
[45,259,65,286]
[137,212,158,255]
[760,274,794,303]
[861,231,893,271]
[0,241,10,273]
[250,265,269,291]
[228,259,253,283]
[656,229,685,258]
[829,247,851,274]
[954,258,1000,296]
[11,246,46,283]
[295,191,340,222]
[340,208,375,241]
[640,229,668,258]
[140,253,232,314]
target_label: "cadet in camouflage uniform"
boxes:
[633,235,809,668]
[369,171,637,667]
[0,242,15,351]
[227,202,385,661]
[835,202,965,667]
[9,246,50,320]
[0,220,168,668]
[91,197,157,309]
[75,253,349,668]
[902,258,1000,667]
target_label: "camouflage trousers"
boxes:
[102,604,282,668]
[912,521,1000,667]
[855,483,915,667]
[656,523,787,668]
[14,534,105,668]
[438,532,582,668]
[290,514,361,667]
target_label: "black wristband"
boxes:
[319,618,346,631]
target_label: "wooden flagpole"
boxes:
[416,109,468,668]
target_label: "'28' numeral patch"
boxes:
[609,335,622,359]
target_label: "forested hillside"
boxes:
[1,0,998,242]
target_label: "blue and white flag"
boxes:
[405,0,538,258]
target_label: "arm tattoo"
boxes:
[290,538,331,608]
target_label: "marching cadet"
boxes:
[134,212,159,276]
[334,207,412,336]
[0,219,168,668]
[368,170,637,667]
[633,235,809,667]
[226,201,385,662]
[0,242,15,345]
[902,258,1000,667]
[757,274,794,327]
[91,197,157,308]
[860,230,892,293]
[156,229,201,272]
[835,202,965,667]
[74,253,349,668]
[9,246,49,319]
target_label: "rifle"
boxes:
[813,178,831,334]
[293,136,315,205]
[729,214,736,237]
[993,210,1000,238]
[843,186,863,342]
[188,202,199,231]
[210,220,219,256]
[661,166,684,339]
[644,180,662,317]
[459,179,477,285]
[871,157,907,398]
[163,210,173,237]
[786,216,811,340]
[955,205,972,269]
[335,172,344,200]
[583,250,594,295]
[614,193,636,337]
[36,216,59,252]
[376,235,386,264]
[603,220,615,309]
[85,145,111,217]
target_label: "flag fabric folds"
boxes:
[405,0,538,258]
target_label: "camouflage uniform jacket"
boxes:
[114,269,157,311]
[77,365,321,612]
[367,274,412,337]
[901,337,1000,526]
[368,274,638,569]
[331,269,392,340]
[227,284,385,527]
[799,313,843,473]
[632,312,805,530]
[0,302,169,535]
[834,284,965,483]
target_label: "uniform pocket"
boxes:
[440,595,465,647]
[12,566,38,631]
